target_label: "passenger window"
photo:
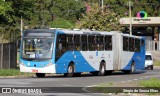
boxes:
[135,39,140,52]
[105,36,112,50]
[81,35,88,51]
[129,38,134,52]
[141,40,145,46]
[66,35,74,50]
[74,35,81,51]
[96,36,104,51]
[123,37,129,51]
[88,35,96,51]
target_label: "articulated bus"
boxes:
[19,29,145,77]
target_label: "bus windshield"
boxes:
[22,37,54,60]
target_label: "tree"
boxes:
[25,0,86,28]
[76,3,124,31]
[102,0,160,17]
[0,0,34,41]
[0,0,13,25]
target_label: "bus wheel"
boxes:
[105,71,112,75]
[36,73,45,78]
[74,73,81,77]
[91,71,98,76]
[123,63,135,74]
[130,63,135,73]
[150,65,153,70]
[64,64,74,77]
[98,62,106,76]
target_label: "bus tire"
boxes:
[150,65,153,70]
[98,62,106,76]
[130,63,135,73]
[105,70,112,75]
[123,63,135,74]
[91,71,98,76]
[36,73,45,78]
[74,73,81,77]
[64,63,74,77]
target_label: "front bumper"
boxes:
[20,64,56,73]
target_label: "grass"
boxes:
[0,69,31,76]
[139,78,160,87]
[154,61,160,66]
[139,78,160,95]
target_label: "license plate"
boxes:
[32,69,38,73]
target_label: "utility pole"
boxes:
[129,0,132,35]
[21,16,23,37]
[102,0,104,12]
[0,28,3,69]
[1,0,5,69]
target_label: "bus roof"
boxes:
[24,29,144,39]
[57,29,114,35]
[57,29,144,39]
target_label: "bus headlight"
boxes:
[46,61,52,67]
[20,61,26,66]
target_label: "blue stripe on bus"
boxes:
[55,51,96,73]
[20,58,51,68]
[122,51,145,70]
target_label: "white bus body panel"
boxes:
[80,51,114,70]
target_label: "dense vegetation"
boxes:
[0,0,160,41]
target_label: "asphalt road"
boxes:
[0,68,160,96]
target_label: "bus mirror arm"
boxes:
[58,43,62,51]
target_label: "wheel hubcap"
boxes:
[131,65,134,72]
[68,66,73,73]
[101,65,105,73]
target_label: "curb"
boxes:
[0,75,33,79]
[154,66,160,69]
[0,67,160,78]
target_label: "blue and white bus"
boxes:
[19,29,145,77]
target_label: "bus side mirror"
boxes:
[58,43,62,51]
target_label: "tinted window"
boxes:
[56,34,66,61]
[88,35,96,51]
[135,39,140,52]
[129,38,134,52]
[96,36,104,51]
[105,36,112,50]
[141,40,145,46]
[66,35,74,50]
[81,35,88,51]
[74,35,81,51]
[123,36,129,51]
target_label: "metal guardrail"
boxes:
[146,40,160,51]
[0,43,17,69]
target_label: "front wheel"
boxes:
[64,64,74,77]
[36,73,45,78]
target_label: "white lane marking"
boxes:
[127,80,132,82]
[133,79,138,81]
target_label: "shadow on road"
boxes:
[31,70,147,78]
